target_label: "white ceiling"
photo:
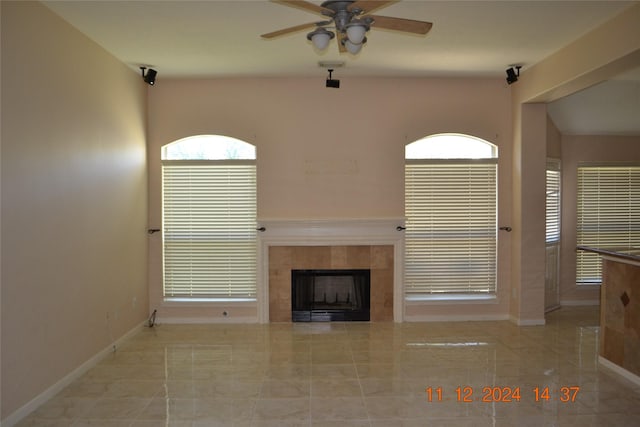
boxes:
[43,0,640,135]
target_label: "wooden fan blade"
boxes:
[336,34,347,53]
[348,0,398,14]
[367,15,432,35]
[261,22,319,39]
[272,0,331,15]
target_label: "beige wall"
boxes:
[147,77,513,321]
[546,116,562,160]
[559,135,640,304]
[1,1,148,420]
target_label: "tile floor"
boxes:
[17,307,640,426]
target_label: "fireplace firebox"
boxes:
[291,269,370,322]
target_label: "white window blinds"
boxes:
[546,161,561,243]
[576,165,640,284]
[162,161,257,299]
[404,159,498,295]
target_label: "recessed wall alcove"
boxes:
[257,219,405,323]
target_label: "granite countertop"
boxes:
[576,245,640,263]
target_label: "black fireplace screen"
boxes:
[291,269,370,322]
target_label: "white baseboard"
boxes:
[404,314,510,322]
[598,356,640,387]
[157,316,258,324]
[560,299,600,306]
[2,320,146,427]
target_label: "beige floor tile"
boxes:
[311,378,362,397]
[13,307,640,426]
[310,397,368,420]
[252,397,310,421]
[103,380,164,398]
[78,398,150,420]
[15,418,75,427]
[311,363,358,379]
[30,397,95,420]
[260,378,311,398]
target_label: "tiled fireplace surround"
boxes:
[258,219,404,323]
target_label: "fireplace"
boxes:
[291,269,371,322]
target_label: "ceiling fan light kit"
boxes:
[307,27,335,50]
[262,0,432,55]
[346,20,368,44]
[344,37,366,54]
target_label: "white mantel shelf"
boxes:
[256,218,406,323]
[257,218,405,242]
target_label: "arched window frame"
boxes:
[162,134,256,161]
[404,133,498,299]
[161,135,257,301]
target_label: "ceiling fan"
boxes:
[261,0,433,55]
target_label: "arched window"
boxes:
[162,134,256,160]
[404,133,498,298]
[162,135,257,300]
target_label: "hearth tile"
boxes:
[330,246,349,268]
[346,246,371,268]
[269,246,294,269]
[294,246,331,269]
[370,245,393,268]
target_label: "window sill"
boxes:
[406,294,497,304]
